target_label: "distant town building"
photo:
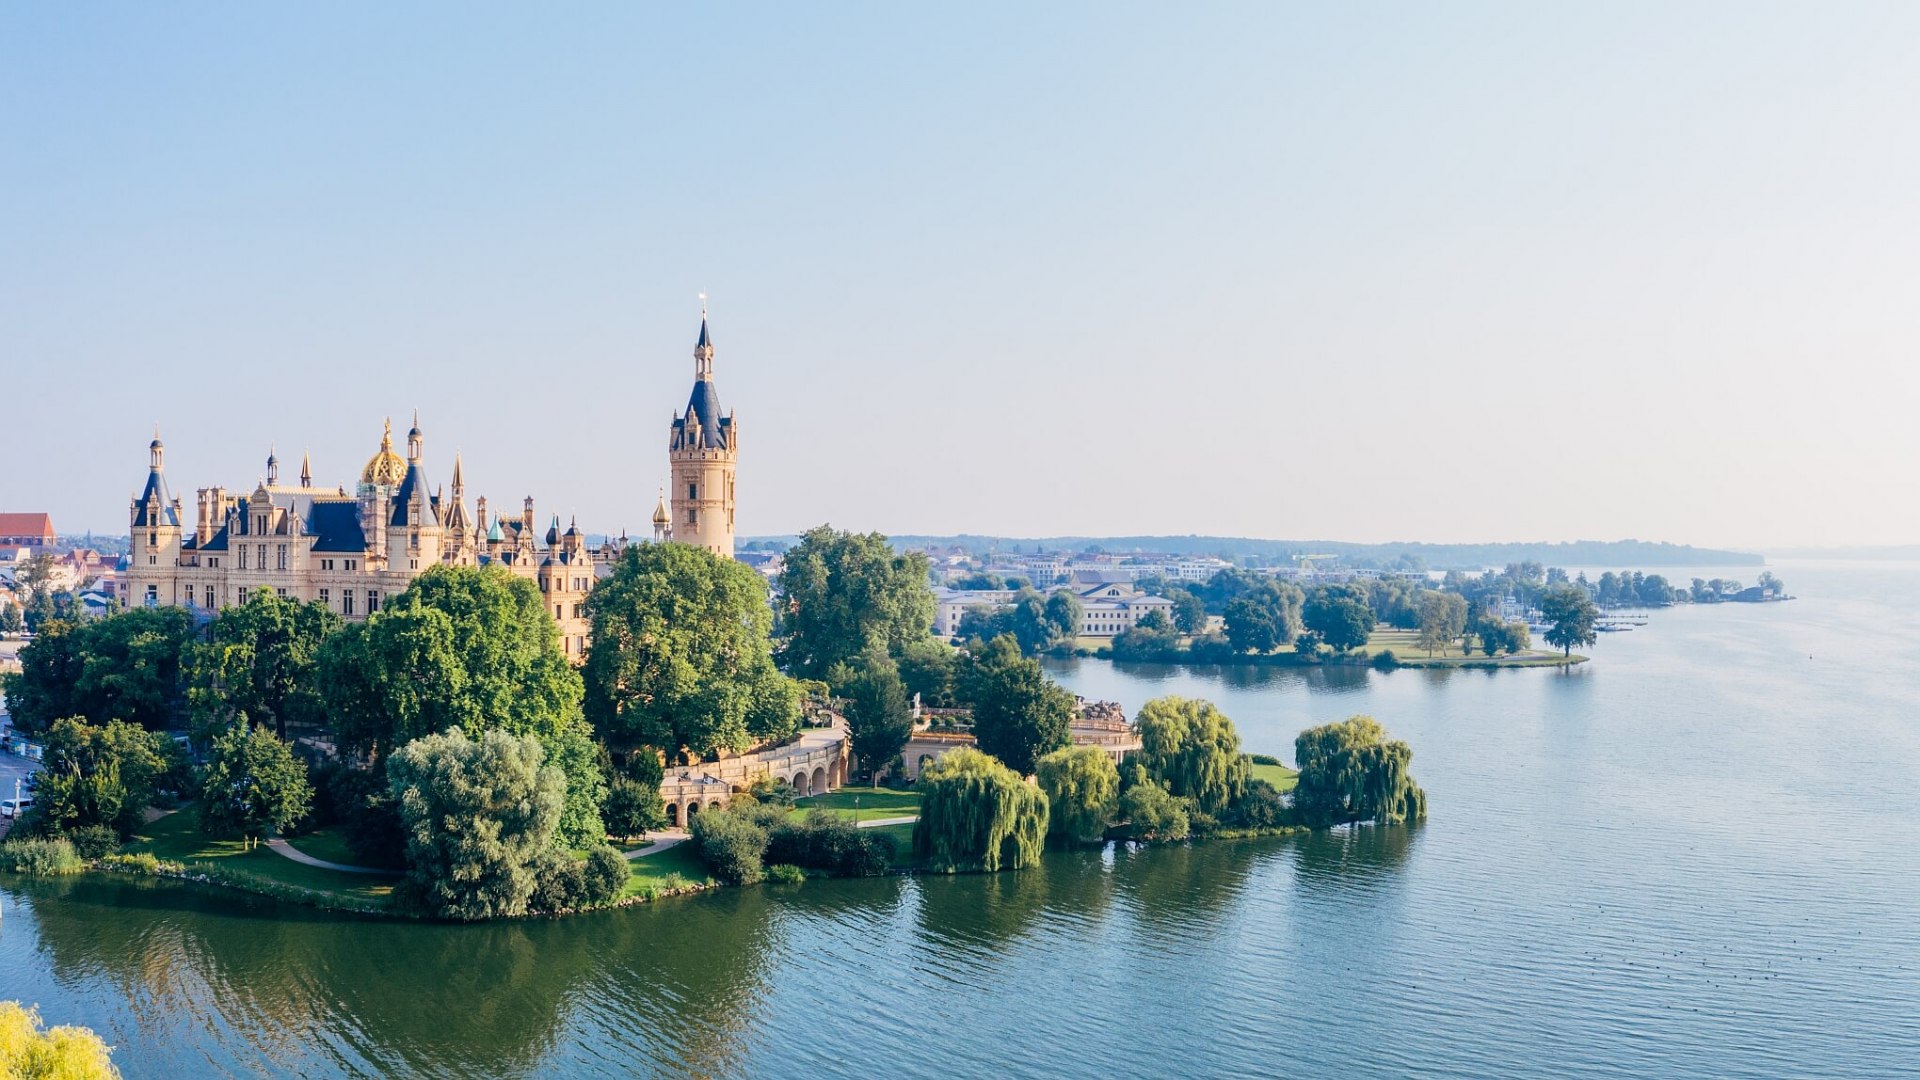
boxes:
[0,514,56,553]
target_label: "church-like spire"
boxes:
[300,449,312,488]
[694,293,714,381]
[451,452,464,494]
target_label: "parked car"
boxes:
[1,797,32,818]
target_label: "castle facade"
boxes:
[121,309,739,657]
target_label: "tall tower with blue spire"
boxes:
[667,295,738,558]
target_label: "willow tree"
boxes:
[1035,745,1119,844]
[1292,715,1427,826]
[1132,696,1250,817]
[912,748,1049,872]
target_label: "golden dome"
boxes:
[652,488,671,525]
[361,418,407,487]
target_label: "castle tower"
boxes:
[668,299,737,558]
[127,430,184,607]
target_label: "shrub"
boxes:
[767,813,892,877]
[1118,782,1189,841]
[0,837,85,876]
[690,805,772,885]
[1248,753,1282,767]
[1371,649,1399,670]
[64,824,121,860]
[766,863,806,885]
[529,849,588,914]
[1229,780,1287,829]
[583,845,629,903]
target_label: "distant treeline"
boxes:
[739,534,1763,570]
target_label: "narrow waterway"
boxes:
[3,560,1916,1078]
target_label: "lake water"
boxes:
[4,560,1918,1078]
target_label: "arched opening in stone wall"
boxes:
[793,770,810,796]
[708,799,722,811]
[811,766,827,794]
[665,803,679,827]
[917,754,935,779]
[685,802,701,822]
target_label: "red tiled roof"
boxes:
[0,513,56,538]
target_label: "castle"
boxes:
[121,307,740,658]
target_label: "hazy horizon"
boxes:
[7,4,1919,549]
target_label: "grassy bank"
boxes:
[1075,628,1585,669]
[1251,762,1299,793]
[789,786,922,823]
[125,811,399,908]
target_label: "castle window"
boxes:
[343,592,354,615]
[277,545,288,570]
[145,585,157,607]
[258,544,267,568]
[686,509,697,525]
[320,588,330,606]
[688,483,697,501]
[205,587,214,608]
[367,590,379,613]
[238,547,248,570]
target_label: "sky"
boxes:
[4,3,1919,550]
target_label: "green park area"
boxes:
[790,785,922,824]
[126,810,399,908]
[1251,761,1298,793]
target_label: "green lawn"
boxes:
[789,785,922,824]
[864,821,919,868]
[126,809,399,904]
[285,827,404,871]
[1251,762,1299,793]
[621,842,714,897]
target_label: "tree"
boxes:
[1035,746,1119,844]
[838,649,913,779]
[1292,715,1426,826]
[185,589,340,739]
[1111,615,1180,660]
[0,603,23,635]
[1223,597,1280,654]
[896,635,960,707]
[31,717,174,838]
[1132,696,1249,817]
[1415,591,1468,657]
[912,747,1048,872]
[1167,588,1207,634]
[387,728,564,920]
[1,608,194,734]
[583,543,798,761]
[199,719,313,845]
[1042,590,1083,645]
[0,1001,120,1080]
[1118,771,1190,841]
[319,565,605,847]
[1303,585,1376,653]
[777,526,936,679]
[967,637,1074,776]
[1540,585,1598,657]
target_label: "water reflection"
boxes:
[1291,822,1418,887]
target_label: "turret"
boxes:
[300,450,312,489]
[667,297,739,557]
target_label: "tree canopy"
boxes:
[2,608,194,734]
[582,542,797,761]
[966,636,1074,776]
[777,526,936,679]
[0,1001,120,1080]
[834,648,914,778]
[199,719,313,843]
[1540,585,1599,657]
[317,565,603,846]
[1035,745,1119,844]
[31,716,176,838]
[1415,591,1468,657]
[912,747,1049,872]
[1132,696,1250,817]
[1292,715,1427,826]
[186,589,340,738]
[1302,585,1376,653]
[387,728,565,920]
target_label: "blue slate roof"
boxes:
[681,380,730,449]
[199,525,230,552]
[132,469,178,527]
[389,463,439,527]
[307,501,367,553]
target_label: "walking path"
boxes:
[854,815,917,829]
[622,830,690,860]
[266,838,389,875]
